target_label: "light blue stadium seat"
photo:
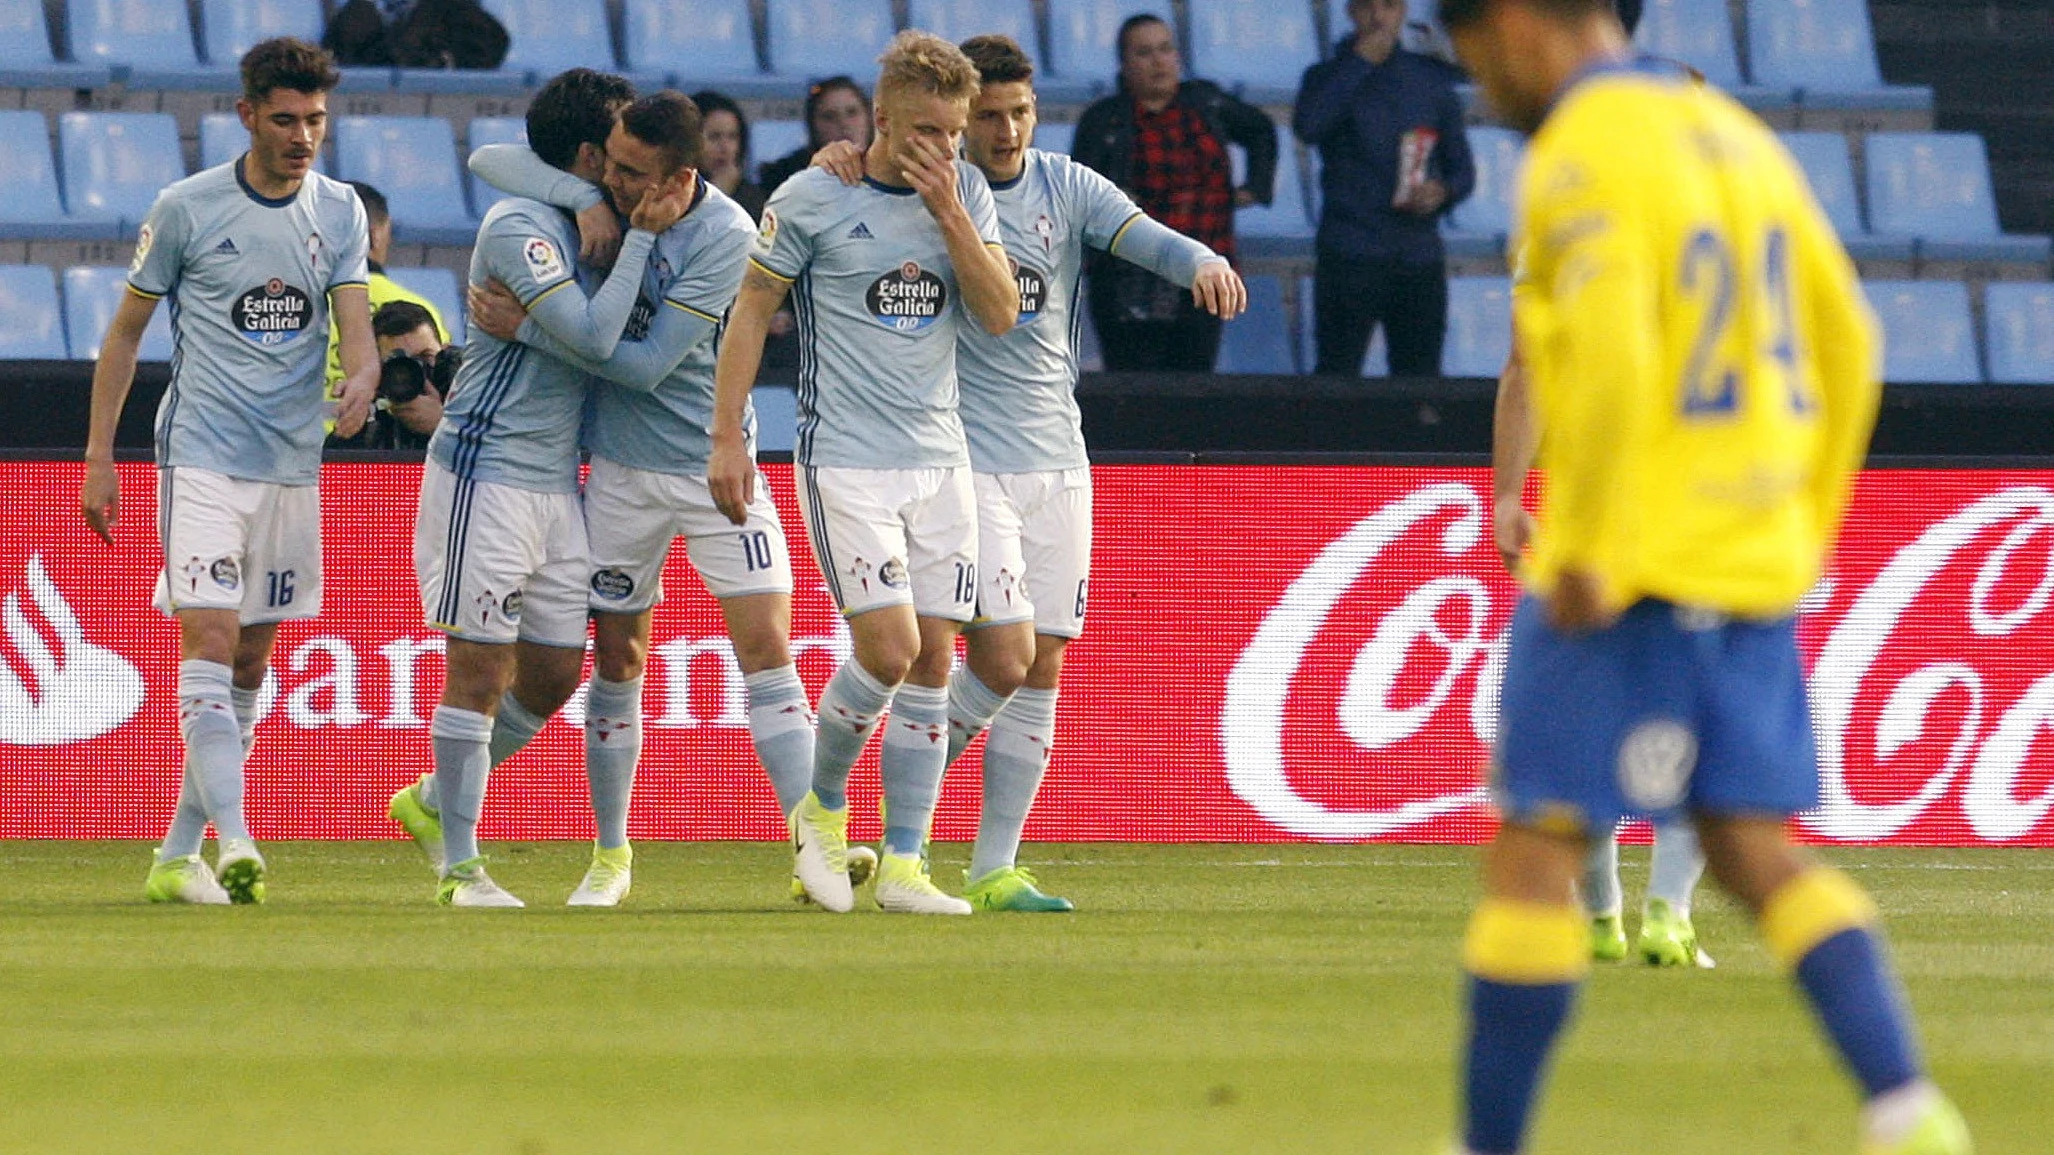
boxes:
[59,112,185,238]
[765,0,895,82]
[482,0,613,82]
[1746,0,1931,111]
[1443,126,1520,261]
[1864,280,1980,384]
[1779,131,1913,262]
[907,1,1042,72]
[0,0,108,86]
[1633,0,1749,93]
[1216,274,1297,374]
[0,265,68,358]
[333,116,473,244]
[1186,0,1319,103]
[65,265,174,361]
[1443,276,1513,378]
[1034,121,1075,157]
[0,111,103,241]
[383,266,466,345]
[465,117,526,218]
[1865,133,2052,265]
[68,0,210,87]
[619,0,767,93]
[1234,132,1312,254]
[1983,283,2054,385]
[753,385,798,452]
[197,0,322,70]
[1044,0,1173,98]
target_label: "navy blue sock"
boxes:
[1463,976,1578,1154]
[1794,928,1923,1097]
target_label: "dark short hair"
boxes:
[346,181,388,227]
[372,299,437,342]
[690,89,751,166]
[618,90,704,173]
[1115,14,1172,64]
[240,37,339,105]
[803,76,871,147]
[1438,0,1613,30]
[961,34,1035,86]
[527,67,636,170]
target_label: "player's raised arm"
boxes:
[903,137,1017,336]
[708,261,791,525]
[475,198,671,363]
[1792,206,1882,548]
[80,289,158,546]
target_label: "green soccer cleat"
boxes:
[874,850,971,915]
[962,865,1074,912]
[1638,898,1710,968]
[214,839,267,905]
[1591,913,1629,961]
[567,843,632,907]
[1861,1090,1973,1155]
[387,774,444,873]
[144,853,230,905]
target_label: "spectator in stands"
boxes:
[331,300,450,450]
[692,90,768,221]
[1296,0,1473,376]
[1073,14,1276,371]
[757,76,873,195]
[325,181,449,391]
[323,0,509,70]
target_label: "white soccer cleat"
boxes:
[874,851,972,915]
[214,839,268,904]
[144,853,232,905]
[789,791,855,913]
[438,857,524,908]
[566,844,632,907]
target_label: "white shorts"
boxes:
[970,468,1094,639]
[796,464,978,621]
[152,467,323,623]
[584,456,794,614]
[414,462,590,648]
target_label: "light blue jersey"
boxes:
[751,166,1004,470]
[428,197,655,493]
[961,150,1222,474]
[127,158,369,486]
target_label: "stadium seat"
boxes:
[64,265,174,362]
[765,0,896,82]
[1631,0,1744,91]
[1044,0,1173,97]
[1983,283,2054,385]
[1233,132,1313,250]
[1746,0,1931,111]
[1443,276,1513,378]
[59,113,186,237]
[752,385,798,452]
[1186,0,1319,103]
[1033,121,1075,157]
[332,117,473,245]
[1865,133,2053,265]
[0,265,68,359]
[619,0,767,93]
[0,0,109,87]
[1778,131,1913,262]
[0,111,104,241]
[907,1,1042,72]
[1864,280,1980,384]
[1216,274,1298,374]
[465,117,527,218]
[383,266,466,345]
[1442,126,1521,261]
[67,0,209,86]
[197,0,322,70]
[480,0,613,83]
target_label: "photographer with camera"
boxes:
[330,300,458,450]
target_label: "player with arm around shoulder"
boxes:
[79,38,376,906]
[1441,1,1969,1153]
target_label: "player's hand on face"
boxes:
[899,135,961,214]
[630,175,694,233]
[1191,261,1247,319]
[575,200,622,269]
[80,460,119,547]
[706,435,756,527]
[467,278,528,342]
[1545,568,1617,633]
[332,369,377,441]
[1493,494,1536,573]
[810,139,866,185]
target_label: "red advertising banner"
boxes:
[2,462,2050,845]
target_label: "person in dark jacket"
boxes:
[1072,14,1277,371]
[756,76,873,196]
[322,0,508,70]
[1296,0,1474,377]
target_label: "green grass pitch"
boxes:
[1,841,2047,1154]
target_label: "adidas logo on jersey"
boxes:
[215,238,239,254]
[848,223,874,240]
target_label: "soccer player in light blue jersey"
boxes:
[710,31,1021,915]
[81,38,378,906]
[816,34,1247,911]
[393,69,692,908]
[458,91,830,907]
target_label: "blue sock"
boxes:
[970,687,1056,880]
[177,660,250,843]
[744,664,815,815]
[1647,819,1706,912]
[431,705,494,867]
[1465,978,1579,1154]
[811,660,894,810]
[879,683,947,855]
[582,676,641,850]
[1795,928,1923,1097]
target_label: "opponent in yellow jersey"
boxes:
[1433,2,1971,1154]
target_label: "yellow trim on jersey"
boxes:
[1104,211,1146,255]
[1761,868,1879,969]
[523,278,577,308]
[327,281,370,294]
[748,256,796,284]
[126,284,164,301]
[665,299,722,323]
[1462,898,1591,985]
